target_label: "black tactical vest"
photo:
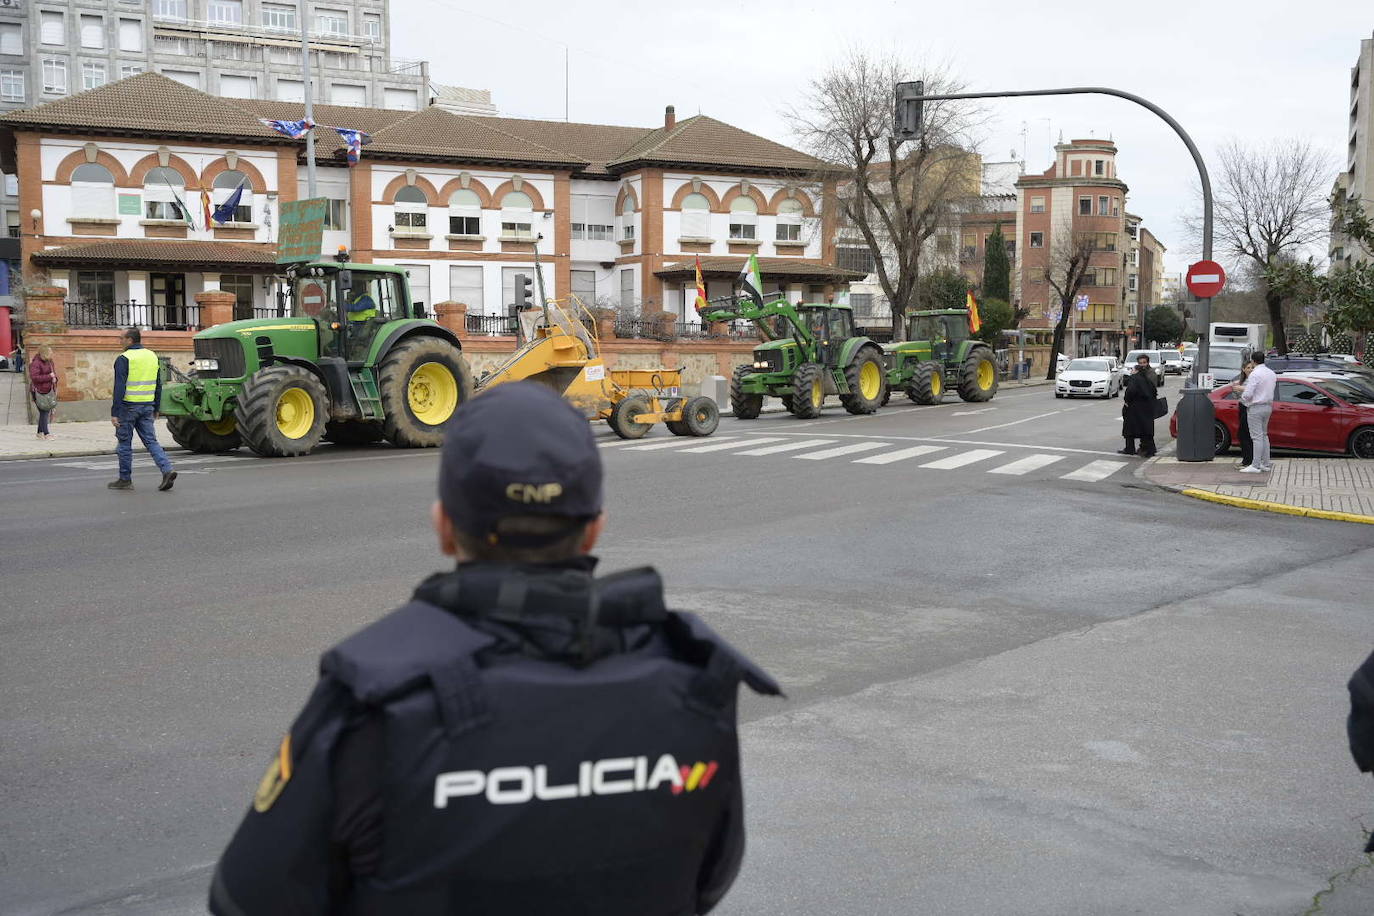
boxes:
[211,563,779,916]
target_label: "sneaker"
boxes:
[158,470,177,492]
[35,432,44,440]
[43,433,55,440]
[107,478,133,490]
[1238,466,1266,474]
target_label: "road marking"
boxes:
[1061,459,1128,482]
[796,442,891,460]
[853,445,946,465]
[950,407,997,416]
[52,454,251,470]
[734,438,837,456]
[920,448,1004,469]
[989,453,1066,475]
[679,437,785,453]
[708,429,1125,457]
[621,436,742,451]
[957,410,1067,435]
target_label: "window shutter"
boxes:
[40,12,65,45]
[0,24,21,56]
[72,183,114,219]
[80,15,104,49]
[682,209,709,238]
[119,20,142,52]
[449,265,483,312]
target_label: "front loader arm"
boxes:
[699,295,813,347]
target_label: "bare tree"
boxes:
[1041,231,1098,379]
[1208,139,1332,354]
[790,50,983,339]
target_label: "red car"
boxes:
[1169,375,1374,458]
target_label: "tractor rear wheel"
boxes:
[167,414,242,453]
[235,364,328,457]
[378,337,472,448]
[790,363,826,419]
[730,364,763,419]
[957,346,999,402]
[907,361,944,405]
[840,348,886,415]
[609,395,653,439]
[324,421,385,446]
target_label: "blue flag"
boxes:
[259,117,314,139]
[212,180,246,225]
[332,126,371,166]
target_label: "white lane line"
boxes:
[989,453,1066,475]
[739,431,1122,457]
[678,437,785,453]
[950,407,997,416]
[957,410,1067,435]
[735,438,837,456]
[1061,459,1128,482]
[621,436,742,451]
[796,442,892,461]
[853,445,947,465]
[920,448,1004,469]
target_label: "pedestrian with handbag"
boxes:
[1228,360,1256,468]
[27,344,57,440]
[1119,353,1159,458]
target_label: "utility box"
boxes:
[701,374,727,409]
[1175,386,1216,462]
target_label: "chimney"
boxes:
[665,105,676,130]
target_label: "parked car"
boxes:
[1180,346,1198,371]
[1122,349,1166,387]
[1168,374,1374,458]
[1054,358,1120,399]
[1285,370,1374,402]
[1264,355,1374,382]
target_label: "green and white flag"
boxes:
[738,254,764,306]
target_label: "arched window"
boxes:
[448,188,481,236]
[144,166,186,222]
[775,198,804,242]
[619,196,636,241]
[394,185,428,232]
[680,192,710,238]
[212,169,253,223]
[70,162,115,220]
[728,197,757,240]
[500,190,533,239]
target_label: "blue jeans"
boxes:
[116,404,174,480]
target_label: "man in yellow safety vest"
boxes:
[109,327,176,491]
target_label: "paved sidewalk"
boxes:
[1145,456,1374,523]
[0,415,177,460]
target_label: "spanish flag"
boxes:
[200,188,214,229]
[694,255,709,313]
[966,289,982,333]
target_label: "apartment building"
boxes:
[1331,29,1374,268]
[2,74,855,341]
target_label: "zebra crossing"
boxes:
[599,434,1129,483]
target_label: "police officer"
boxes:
[108,327,176,491]
[209,382,779,915]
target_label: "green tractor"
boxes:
[883,309,999,406]
[699,294,887,419]
[159,253,472,457]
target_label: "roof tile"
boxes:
[32,239,276,270]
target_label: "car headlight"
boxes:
[192,358,219,372]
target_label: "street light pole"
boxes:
[299,7,317,199]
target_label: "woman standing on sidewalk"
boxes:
[27,344,57,440]
[1229,360,1255,468]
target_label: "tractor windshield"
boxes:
[944,316,970,344]
[909,315,940,342]
[290,274,340,320]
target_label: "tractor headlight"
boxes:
[753,361,768,369]
[192,358,219,372]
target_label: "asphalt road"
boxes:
[3,383,1374,915]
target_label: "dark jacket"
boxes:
[1121,369,1157,439]
[28,355,55,395]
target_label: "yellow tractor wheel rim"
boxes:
[811,377,823,407]
[978,360,995,389]
[931,371,942,396]
[859,361,881,399]
[275,388,315,439]
[408,361,459,425]
[206,415,237,436]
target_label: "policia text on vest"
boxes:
[209,383,780,916]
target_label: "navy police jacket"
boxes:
[209,559,780,915]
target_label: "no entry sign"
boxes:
[1186,260,1226,299]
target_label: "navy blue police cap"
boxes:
[439,382,603,546]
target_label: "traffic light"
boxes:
[894,80,925,141]
[512,273,534,309]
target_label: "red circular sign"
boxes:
[299,281,327,317]
[1185,260,1226,299]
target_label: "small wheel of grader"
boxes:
[609,395,653,439]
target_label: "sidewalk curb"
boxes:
[1180,488,1374,525]
[1,446,188,462]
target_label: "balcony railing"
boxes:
[64,300,200,331]
[466,313,517,336]
[152,13,376,46]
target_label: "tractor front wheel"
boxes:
[378,338,472,448]
[907,361,945,405]
[840,349,886,415]
[730,364,763,419]
[609,395,653,439]
[790,363,826,419]
[235,365,328,457]
[957,346,999,402]
[167,414,242,453]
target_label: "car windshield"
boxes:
[1067,359,1109,372]
[1125,351,1153,364]
[1209,350,1244,371]
[1318,378,1374,404]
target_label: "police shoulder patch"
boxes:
[252,734,293,813]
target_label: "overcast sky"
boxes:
[395,0,1371,276]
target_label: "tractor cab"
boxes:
[906,310,969,362]
[287,257,414,363]
[795,304,855,364]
